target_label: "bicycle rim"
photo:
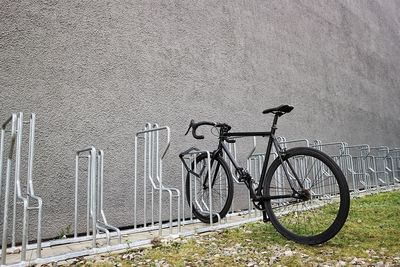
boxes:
[185,154,233,223]
[265,147,350,244]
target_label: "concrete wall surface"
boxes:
[1,0,399,241]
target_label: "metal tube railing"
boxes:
[389,149,400,183]
[74,147,121,248]
[1,114,17,265]
[1,113,43,265]
[133,123,181,236]
[1,114,399,266]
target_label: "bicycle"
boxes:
[179,105,350,245]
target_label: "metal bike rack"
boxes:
[224,137,277,219]
[74,147,121,248]
[312,140,358,193]
[1,113,42,265]
[389,149,400,183]
[277,136,310,149]
[342,144,378,192]
[222,141,237,219]
[274,137,312,202]
[223,138,258,218]
[133,123,181,236]
[278,137,358,199]
[276,137,313,198]
[247,137,281,216]
[180,148,221,226]
[279,138,359,194]
[241,136,309,213]
[244,137,263,218]
[1,111,399,267]
[179,137,270,227]
[367,146,395,188]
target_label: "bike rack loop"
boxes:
[277,136,310,149]
[1,114,17,265]
[74,147,121,248]
[1,113,43,265]
[133,123,181,236]
[368,146,394,187]
[312,140,359,193]
[389,148,400,183]
[96,150,121,245]
[314,141,371,193]
[342,144,379,192]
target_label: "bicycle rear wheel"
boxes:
[185,153,233,224]
[264,147,350,245]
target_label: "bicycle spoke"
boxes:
[266,148,348,243]
[187,154,232,222]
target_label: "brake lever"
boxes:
[184,120,194,136]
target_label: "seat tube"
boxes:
[257,114,279,195]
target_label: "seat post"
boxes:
[270,113,281,135]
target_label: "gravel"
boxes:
[48,227,399,267]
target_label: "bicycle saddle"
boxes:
[262,104,294,115]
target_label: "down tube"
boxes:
[221,142,241,170]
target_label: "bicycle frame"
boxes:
[215,114,305,202]
[180,106,350,244]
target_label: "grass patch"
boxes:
[81,190,400,266]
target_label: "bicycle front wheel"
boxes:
[185,153,233,224]
[264,147,350,245]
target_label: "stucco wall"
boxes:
[1,0,399,241]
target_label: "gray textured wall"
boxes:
[1,0,400,242]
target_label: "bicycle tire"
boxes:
[185,153,234,224]
[264,147,350,245]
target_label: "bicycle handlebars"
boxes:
[184,120,231,139]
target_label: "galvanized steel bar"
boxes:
[26,113,43,258]
[180,150,217,225]
[1,114,17,265]
[74,146,121,249]
[134,123,180,236]
[96,150,121,245]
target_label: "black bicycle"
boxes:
[179,105,350,245]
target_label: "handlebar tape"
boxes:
[191,121,216,139]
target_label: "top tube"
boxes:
[223,131,271,137]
